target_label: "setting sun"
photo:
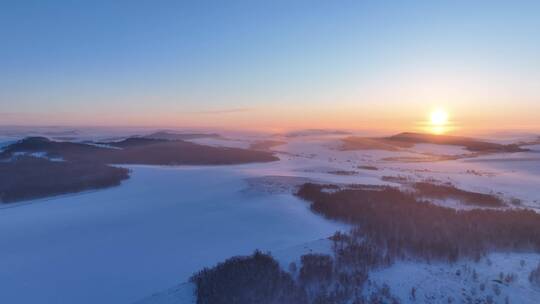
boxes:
[430,109,449,126]
[428,109,449,134]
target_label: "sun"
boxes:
[430,109,448,126]
[428,109,449,134]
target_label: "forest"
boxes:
[412,181,505,207]
[191,250,400,304]
[0,156,129,203]
[188,182,540,304]
[1,136,278,165]
[297,183,540,262]
[190,251,307,304]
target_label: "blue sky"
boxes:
[1,0,539,131]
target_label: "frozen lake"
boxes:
[0,165,345,304]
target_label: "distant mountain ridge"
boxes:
[342,132,529,153]
[281,129,351,138]
[1,136,278,165]
[143,131,221,141]
[386,132,527,152]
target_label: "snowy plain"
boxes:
[1,131,540,304]
[134,133,540,303]
[0,164,346,304]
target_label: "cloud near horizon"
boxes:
[191,108,252,115]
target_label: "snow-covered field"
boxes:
[370,253,540,304]
[0,165,346,304]
[1,131,539,304]
[133,134,540,303]
[138,239,540,304]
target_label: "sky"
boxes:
[1,0,539,133]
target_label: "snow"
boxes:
[9,151,65,162]
[2,132,540,304]
[135,283,195,304]
[243,175,317,195]
[138,242,540,304]
[0,165,347,304]
[273,238,335,269]
[184,137,251,148]
[527,144,540,151]
[409,143,468,156]
[120,135,540,303]
[370,253,540,304]
[136,238,336,304]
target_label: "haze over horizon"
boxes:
[1,1,539,133]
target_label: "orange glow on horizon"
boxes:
[5,102,540,136]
